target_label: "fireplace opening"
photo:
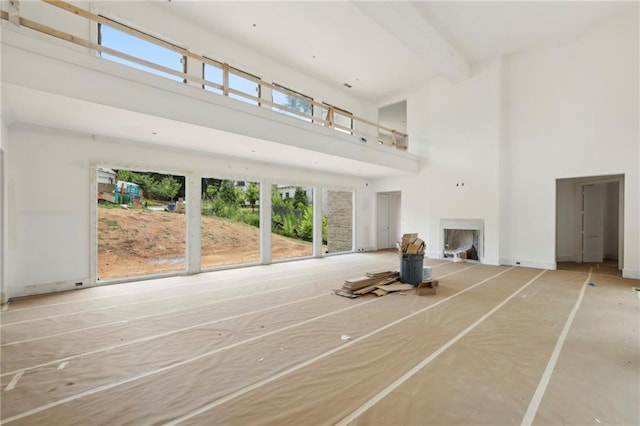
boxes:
[443,229,479,261]
[440,219,484,263]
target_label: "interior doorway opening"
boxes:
[555,174,624,275]
[376,191,401,250]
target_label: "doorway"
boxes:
[376,191,401,250]
[556,174,624,274]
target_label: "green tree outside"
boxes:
[158,176,181,202]
[246,182,259,211]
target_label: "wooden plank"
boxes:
[326,106,335,127]
[352,284,380,295]
[222,63,230,97]
[376,283,413,292]
[372,289,388,297]
[334,289,359,299]
[8,0,19,26]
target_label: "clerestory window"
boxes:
[322,104,353,135]
[98,19,186,83]
[272,84,313,122]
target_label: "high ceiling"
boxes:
[159,1,634,102]
[2,1,635,180]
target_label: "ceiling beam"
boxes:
[353,2,469,82]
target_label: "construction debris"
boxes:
[336,270,427,298]
[377,283,414,292]
[400,233,425,255]
[416,280,439,296]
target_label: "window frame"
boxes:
[271,83,314,120]
[97,18,187,83]
[323,103,354,135]
[229,66,262,106]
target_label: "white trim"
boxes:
[259,180,272,264]
[0,148,6,303]
[499,259,556,270]
[185,173,201,274]
[89,164,97,286]
[440,218,484,262]
[313,186,322,257]
[623,269,640,280]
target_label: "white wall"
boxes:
[374,9,639,277]
[0,120,6,303]
[501,11,639,276]
[5,125,372,298]
[555,179,575,262]
[604,181,619,259]
[374,59,503,265]
[0,6,4,303]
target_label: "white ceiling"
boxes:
[415,1,634,64]
[3,1,634,181]
[161,1,635,102]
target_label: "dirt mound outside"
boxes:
[98,207,312,280]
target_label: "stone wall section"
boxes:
[327,191,352,253]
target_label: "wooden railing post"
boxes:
[327,106,335,128]
[222,63,230,97]
[8,0,20,26]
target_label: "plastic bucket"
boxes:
[423,266,432,281]
[400,253,424,285]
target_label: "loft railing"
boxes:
[1,0,409,150]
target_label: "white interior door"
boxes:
[582,184,604,263]
[377,193,390,249]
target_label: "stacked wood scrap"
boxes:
[416,279,439,296]
[400,233,426,254]
[335,271,415,298]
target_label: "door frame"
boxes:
[580,183,605,263]
[376,191,401,250]
[572,175,624,270]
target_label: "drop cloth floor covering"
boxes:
[1,252,638,425]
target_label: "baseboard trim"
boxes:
[622,269,640,280]
[500,259,556,270]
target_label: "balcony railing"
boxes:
[1,0,409,150]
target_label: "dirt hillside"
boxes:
[98,207,312,280]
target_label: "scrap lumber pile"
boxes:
[335,270,415,298]
[400,233,426,254]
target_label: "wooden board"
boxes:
[376,283,414,292]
